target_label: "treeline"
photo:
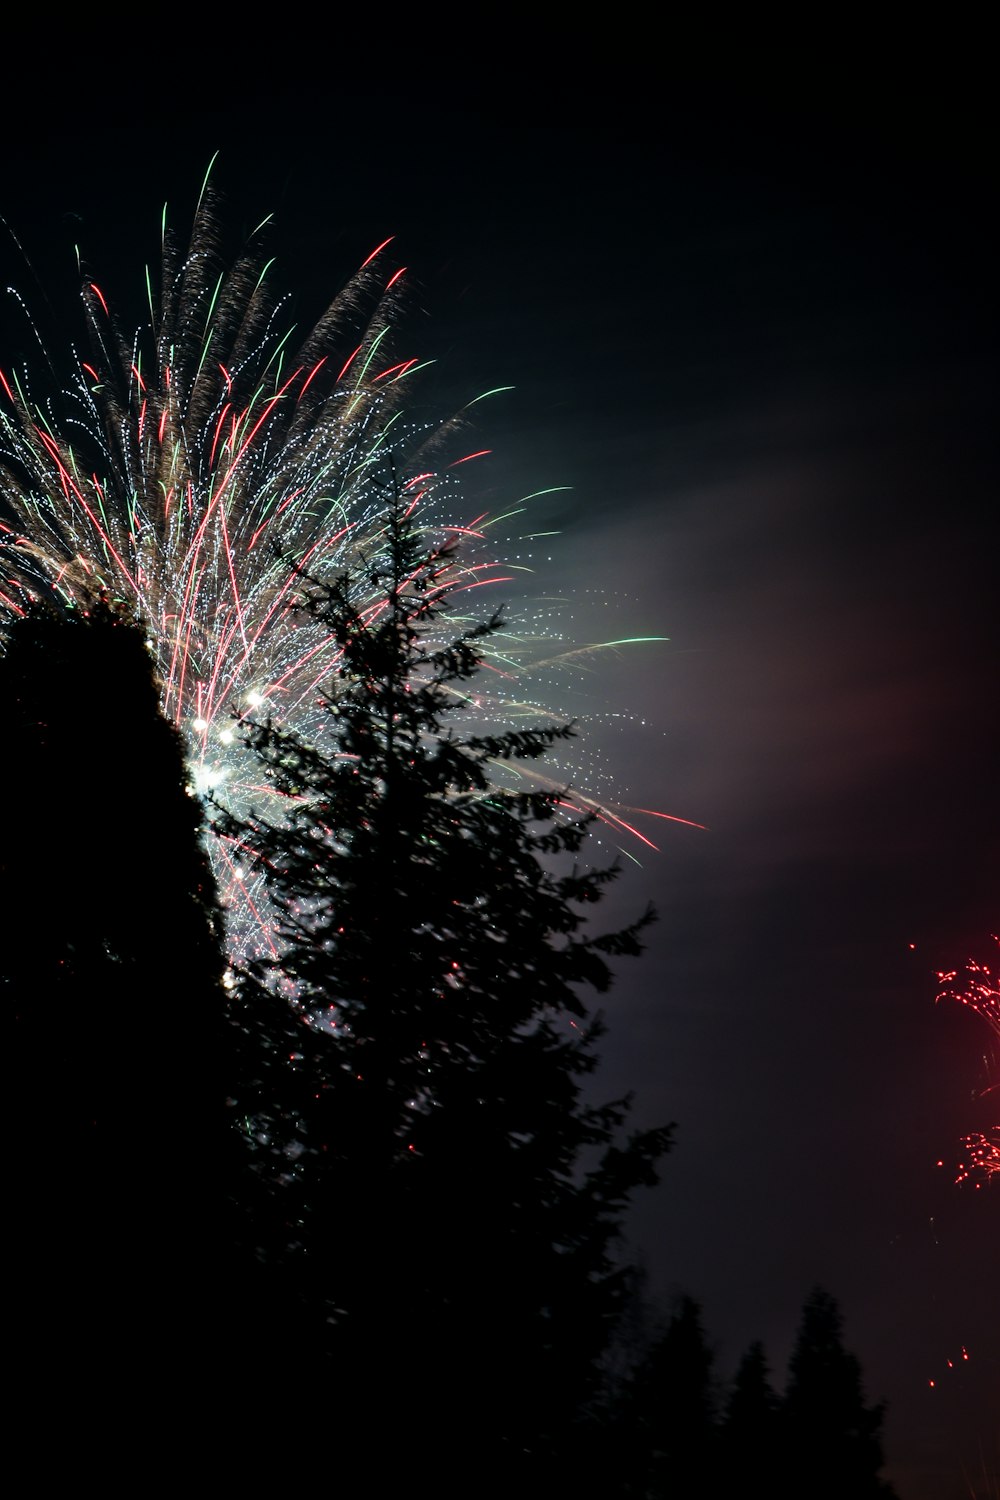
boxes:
[1,491,896,1495]
[598,1284,898,1497]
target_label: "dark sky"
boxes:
[2,30,997,1498]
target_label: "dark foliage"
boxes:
[781,1285,899,1498]
[213,485,674,1483]
[0,568,902,1499]
[1,596,228,1443]
[719,1339,785,1490]
[612,1293,721,1497]
[599,1283,898,1500]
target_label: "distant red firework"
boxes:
[936,935,1000,1187]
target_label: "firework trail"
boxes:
[0,161,696,958]
[936,935,1000,1186]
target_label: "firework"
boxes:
[0,162,693,958]
[936,936,1000,1186]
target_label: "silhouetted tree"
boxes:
[612,1292,721,1497]
[1,597,228,1440]
[782,1286,899,1498]
[213,481,674,1485]
[719,1338,786,1491]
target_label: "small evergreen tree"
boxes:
[720,1339,785,1492]
[213,482,673,1482]
[782,1286,899,1498]
[614,1293,721,1497]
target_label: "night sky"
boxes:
[3,32,996,1498]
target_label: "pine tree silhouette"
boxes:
[782,1286,899,1498]
[615,1293,720,1497]
[213,480,674,1484]
[720,1338,785,1491]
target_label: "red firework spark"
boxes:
[936,935,1000,1187]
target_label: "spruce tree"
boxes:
[720,1339,785,1492]
[213,481,673,1482]
[614,1293,721,1497]
[782,1286,899,1498]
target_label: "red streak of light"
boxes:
[34,429,138,591]
[298,358,327,401]
[217,490,248,656]
[360,236,395,269]
[626,805,708,831]
[0,588,26,615]
[337,344,363,381]
[204,614,242,717]
[210,368,304,512]
[389,358,420,382]
[427,574,514,603]
[374,360,413,383]
[209,404,233,470]
[593,808,661,852]
[447,450,491,467]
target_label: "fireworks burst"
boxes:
[0,161,695,959]
[936,935,1000,1186]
